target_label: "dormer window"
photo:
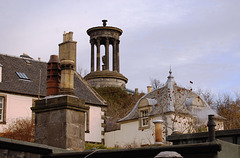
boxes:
[16,72,29,80]
[138,98,157,129]
[140,109,149,127]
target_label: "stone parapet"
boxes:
[84,70,127,88]
[33,95,87,112]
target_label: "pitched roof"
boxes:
[0,54,47,97]
[119,71,222,123]
[0,54,106,106]
[74,72,106,105]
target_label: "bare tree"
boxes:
[77,66,88,76]
[196,88,215,108]
[150,78,164,89]
[216,93,240,129]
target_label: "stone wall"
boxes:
[167,128,240,145]
[0,136,221,158]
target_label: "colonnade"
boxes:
[90,37,120,72]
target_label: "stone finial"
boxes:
[102,19,107,26]
[155,151,183,158]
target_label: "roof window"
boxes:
[16,72,29,80]
[24,59,31,65]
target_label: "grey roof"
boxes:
[0,54,106,106]
[0,54,47,97]
[119,71,222,123]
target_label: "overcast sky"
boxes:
[0,0,240,95]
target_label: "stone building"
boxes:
[84,20,128,88]
[105,70,225,147]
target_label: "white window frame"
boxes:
[0,97,5,122]
[140,109,149,127]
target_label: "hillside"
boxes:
[94,87,144,131]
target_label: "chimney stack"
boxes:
[32,53,88,151]
[59,31,77,70]
[153,120,163,144]
[58,31,76,95]
[47,55,61,96]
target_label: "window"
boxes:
[16,72,29,80]
[140,109,149,127]
[0,64,2,82]
[0,97,5,123]
[85,111,89,133]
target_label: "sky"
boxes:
[0,0,240,96]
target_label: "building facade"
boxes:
[105,70,224,147]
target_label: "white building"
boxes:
[105,70,224,148]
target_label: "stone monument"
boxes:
[84,20,128,88]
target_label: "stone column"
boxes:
[113,40,117,71]
[97,39,100,71]
[116,40,120,72]
[90,40,95,72]
[153,120,163,144]
[105,38,109,70]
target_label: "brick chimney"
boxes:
[47,55,61,96]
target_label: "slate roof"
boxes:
[0,54,47,97]
[0,54,106,106]
[119,71,222,123]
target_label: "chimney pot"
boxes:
[147,86,152,93]
[47,55,61,96]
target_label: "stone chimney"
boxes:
[47,55,61,96]
[135,88,139,94]
[59,31,77,70]
[59,32,76,95]
[147,86,152,93]
[32,36,89,151]
[59,59,75,95]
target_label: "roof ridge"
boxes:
[0,53,47,63]
[74,71,107,105]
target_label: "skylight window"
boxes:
[24,59,31,65]
[16,72,29,80]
